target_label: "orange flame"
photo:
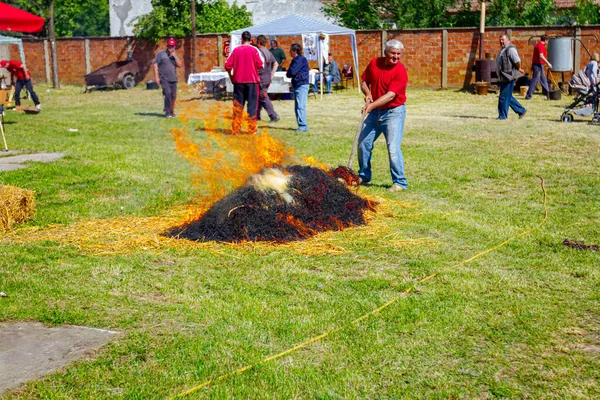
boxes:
[170,100,296,222]
[277,213,318,239]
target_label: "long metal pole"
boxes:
[191,0,197,74]
[348,107,367,170]
[479,1,486,59]
[49,0,60,89]
[1,117,8,151]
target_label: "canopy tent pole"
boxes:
[317,34,323,99]
[0,36,26,65]
[18,42,25,63]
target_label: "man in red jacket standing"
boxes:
[358,39,408,192]
[225,31,263,134]
[1,59,41,110]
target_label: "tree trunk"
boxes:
[49,0,60,89]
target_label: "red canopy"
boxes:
[0,2,45,33]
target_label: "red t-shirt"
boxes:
[532,41,547,65]
[361,57,407,109]
[224,44,263,84]
[5,60,30,81]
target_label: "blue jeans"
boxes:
[313,75,334,93]
[15,79,40,107]
[526,63,549,99]
[358,105,407,188]
[498,80,526,120]
[293,84,309,130]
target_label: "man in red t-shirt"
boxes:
[0,59,41,110]
[358,39,408,192]
[225,31,263,134]
[525,35,553,100]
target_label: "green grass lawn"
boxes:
[1,83,599,399]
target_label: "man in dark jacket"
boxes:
[286,43,309,132]
[495,34,526,120]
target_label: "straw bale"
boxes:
[0,185,35,232]
[0,198,436,256]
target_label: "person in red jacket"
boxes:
[225,31,263,134]
[358,39,408,192]
[0,59,41,110]
[525,35,552,100]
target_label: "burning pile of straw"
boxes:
[167,166,377,243]
[165,102,379,243]
[0,185,35,232]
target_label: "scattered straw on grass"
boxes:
[0,197,436,256]
[0,185,35,232]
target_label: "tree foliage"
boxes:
[561,0,600,25]
[322,0,388,30]
[485,0,556,26]
[323,0,600,29]
[388,0,462,28]
[4,0,109,37]
[132,0,252,41]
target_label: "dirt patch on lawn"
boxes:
[0,322,119,394]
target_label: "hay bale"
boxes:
[0,185,35,232]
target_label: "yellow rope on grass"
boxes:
[170,176,549,399]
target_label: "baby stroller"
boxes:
[561,70,599,123]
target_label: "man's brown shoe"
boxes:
[388,184,404,192]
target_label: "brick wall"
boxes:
[8,25,600,88]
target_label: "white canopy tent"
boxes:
[0,34,26,64]
[231,14,360,94]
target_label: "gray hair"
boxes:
[385,39,404,53]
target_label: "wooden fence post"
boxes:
[574,27,581,73]
[44,40,51,85]
[84,39,91,75]
[442,30,448,89]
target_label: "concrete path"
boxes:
[0,152,66,172]
[0,322,119,393]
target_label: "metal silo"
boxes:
[548,37,573,72]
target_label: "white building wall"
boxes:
[109,0,153,37]
[108,0,329,37]
[226,0,330,25]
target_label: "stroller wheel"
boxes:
[561,113,573,123]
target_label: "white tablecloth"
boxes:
[187,71,229,84]
[273,71,317,84]
[270,71,291,93]
[187,70,316,95]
